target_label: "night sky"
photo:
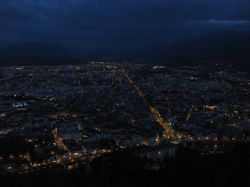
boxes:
[0,0,250,54]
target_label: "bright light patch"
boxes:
[187,19,250,26]
[208,19,249,25]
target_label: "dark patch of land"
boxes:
[1,142,250,187]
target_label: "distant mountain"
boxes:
[166,31,250,70]
[0,42,83,65]
[0,41,72,58]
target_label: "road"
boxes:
[115,63,177,140]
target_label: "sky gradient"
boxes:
[0,0,250,54]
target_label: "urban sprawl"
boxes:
[0,62,249,174]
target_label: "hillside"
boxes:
[166,31,250,71]
[0,42,82,66]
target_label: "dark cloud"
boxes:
[0,0,249,53]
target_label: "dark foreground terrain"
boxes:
[1,143,250,187]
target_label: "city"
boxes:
[0,62,249,178]
[1,1,250,185]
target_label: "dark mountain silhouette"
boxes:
[166,31,250,71]
[1,31,250,68]
[0,42,83,66]
[0,41,71,58]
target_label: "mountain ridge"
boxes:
[0,41,72,58]
[166,30,250,70]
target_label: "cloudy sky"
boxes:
[0,0,250,54]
